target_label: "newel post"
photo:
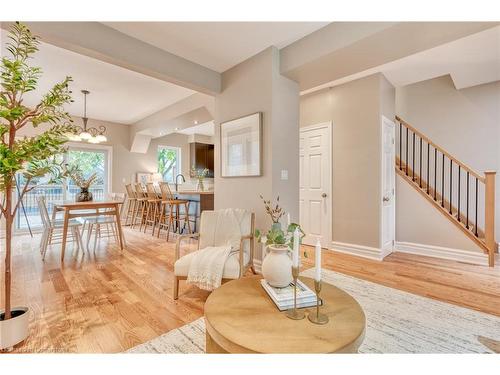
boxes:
[484,171,496,267]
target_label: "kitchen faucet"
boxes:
[175,174,185,192]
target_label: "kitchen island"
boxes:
[173,190,214,232]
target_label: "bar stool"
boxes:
[184,198,199,233]
[133,183,148,230]
[143,183,162,234]
[157,182,191,241]
[124,184,137,226]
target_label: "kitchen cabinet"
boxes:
[190,142,214,177]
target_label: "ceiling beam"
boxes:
[129,93,215,152]
[1,22,221,95]
[281,22,499,91]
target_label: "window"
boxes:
[158,146,181,183]
[67,148,108,201]
[14,145,111,231]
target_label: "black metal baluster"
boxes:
[466,172,470,229]
[406,127,409,176]
[441,153,445,207]
[427,143,430,194]
[449,159,453,214]
[475,178,478,237]
[419,137,423,188]
[399,122,402,170]
[434,148,437,201]
[458,166,461,222]
[412,132,415,181]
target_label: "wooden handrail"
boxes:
[484,171,496,267]
[395,115,496,266]
[395,116,485,183]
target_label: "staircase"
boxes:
[395,116,497,267]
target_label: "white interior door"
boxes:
[381,117,396,253]
[299,122,332,246]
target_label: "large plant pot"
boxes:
[261,245,293,288]
[0,307,29,350]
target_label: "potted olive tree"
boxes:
[0,22,74,350]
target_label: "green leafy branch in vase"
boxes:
[254,195,307,257]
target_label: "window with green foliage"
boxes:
[15,147,109,231]
[68,150,105,186]
[158,146,181,182]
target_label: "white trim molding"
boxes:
[395,241,497,266]
[253,259,262,274]
[330,241,388,261]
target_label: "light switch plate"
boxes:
[281,169,288,180]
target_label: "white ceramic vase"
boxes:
[261,245,293,288]
[0,307,29,351]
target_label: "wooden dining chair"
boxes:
[84,193,127,251]
[37,196,84,260]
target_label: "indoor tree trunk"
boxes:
[3,185,12,321]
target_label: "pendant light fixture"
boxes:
[68,90,107,143]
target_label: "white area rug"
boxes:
[128,268,500,353]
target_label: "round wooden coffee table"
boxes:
[204,275,366,353]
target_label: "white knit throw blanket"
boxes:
[186,245,234,291]
[186,209,246,291]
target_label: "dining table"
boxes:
[53,200,125,261]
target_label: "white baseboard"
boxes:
[330,241,387,261]
[395,241,496,266]
[253,259,262,274]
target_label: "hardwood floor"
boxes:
[1,228,499,353]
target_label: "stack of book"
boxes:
[260,279,321,311]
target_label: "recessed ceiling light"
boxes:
[174,127,180,131]
[194,120,198,125]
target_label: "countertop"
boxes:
[174,190,214,195]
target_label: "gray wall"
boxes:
[300,73,394,249]
[214,47,300,260]
[300,73,498,253]
[396,75,500,247]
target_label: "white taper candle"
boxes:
[315,239,321,281]
[287,213,291,227]
[292,228,300,267]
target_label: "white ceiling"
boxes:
[302,25,500,94]
[384,25,500,90]
[176,121,214,136]
[103,22,329,72]
[0,32,195,124]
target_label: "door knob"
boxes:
[383,196,390,202]
[321,193,327,198]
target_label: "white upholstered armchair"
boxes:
[173,209,255,299]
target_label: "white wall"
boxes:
[396,75,500,248]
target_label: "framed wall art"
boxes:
[220,112,262,177]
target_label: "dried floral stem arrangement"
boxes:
[259,194,285,223]
[65,165,98,189]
